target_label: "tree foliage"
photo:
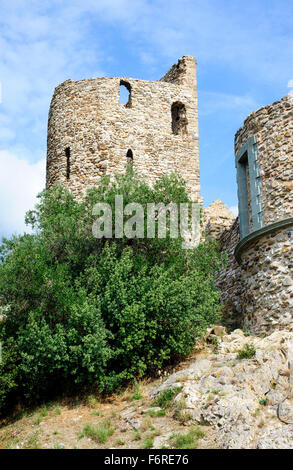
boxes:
[0,172,223,413]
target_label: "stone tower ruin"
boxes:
[46,56,200,201]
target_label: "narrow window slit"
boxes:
[65,147,71,179]
[126,149,133,174]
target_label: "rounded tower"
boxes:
[46,56,200,201]
[234,95,293,333]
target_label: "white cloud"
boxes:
[2,0,292,88]
[0,1,106,164]
[0,151,45,238]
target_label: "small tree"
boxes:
[0,172,223,413]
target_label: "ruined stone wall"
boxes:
[202,201,242,329]
[46,54,293,335]
[215,218,243,329]
[203,200,235,240]
[46,56,200,201]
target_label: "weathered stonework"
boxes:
[215,218,243,329]
[46,55,200,201]
[240,224,293,334]
[203,200,235,240]
[202,202,243,329]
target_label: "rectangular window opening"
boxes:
[238,151,251,237]
[236,137,263,240]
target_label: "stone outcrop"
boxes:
[148,328,293,449]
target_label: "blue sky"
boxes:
[0,0,292,239]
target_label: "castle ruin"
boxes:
[46,56,293,335]
[46,56,200,201]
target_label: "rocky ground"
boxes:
[1,327,293,449]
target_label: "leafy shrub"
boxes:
[259,397,269,406]
[87,395,100,408]
[0,172,223,414]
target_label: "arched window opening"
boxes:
[119,80,132,107]
[171,102,187,135]
[65,147,71,179]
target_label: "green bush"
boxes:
[169,427,205,449]
[142,436,154,449]
[79,420,114,443]
[237,343,256,359]
[152,387,182,409]
[259,397,269,406]
[0,172,223,414]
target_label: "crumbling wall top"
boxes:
[160,55,197,86]
[204,200,235,240]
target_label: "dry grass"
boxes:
[0,345,218,450]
